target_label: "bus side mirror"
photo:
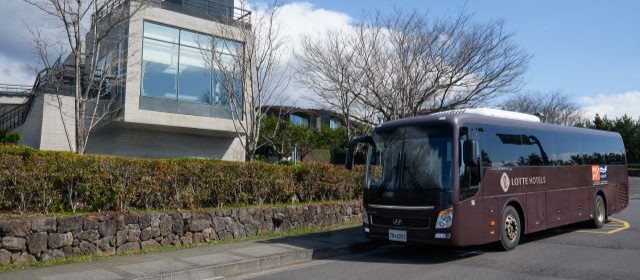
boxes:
[463,139,478,166]
[346,135,374,170]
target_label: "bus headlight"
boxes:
[435,208,453,229]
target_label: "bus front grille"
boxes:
[371,216,431,229]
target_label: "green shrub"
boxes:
[0,130,22,144]
[0,146,363,213]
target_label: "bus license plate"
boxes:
[389,229,407,242]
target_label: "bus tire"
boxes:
[500,206,521,251]
[593,195,606,228]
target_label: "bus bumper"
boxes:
[362,224,455,246]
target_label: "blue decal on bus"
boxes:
[599,165,608,181]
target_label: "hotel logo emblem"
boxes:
[500,173,510,192]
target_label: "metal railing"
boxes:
[0,58,61,132]
[0,84,33,97]
[0,88,35,132]
[150,0,251,24]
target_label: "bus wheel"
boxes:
[593,195,606,228]
[500,206,521,251]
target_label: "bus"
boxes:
[345,108,629,250]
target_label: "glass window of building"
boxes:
[178,46,211,103]
[290,114,309,127]
[143,22,179,43]
[216,39,244,56]
[330,119,341,129]
[180,30,211,49]
[142,39,179,100]
[140,20,245,119]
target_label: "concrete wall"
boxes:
[39,94,76,151]
[14,94,76,152]
[86,125,245,160]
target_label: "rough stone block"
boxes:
[116,231,127,246]
[193,232,205,243]
[99,220,117,237]
[96,237,115,256]
[117,242,140,254]
[38,251,51,261]
[123,213,139,226]
[116,214,126,230]
[31,219,57,233]
[161,234,180,246]
[139,214,151,229]
[79,230,100,242]
[48,233,73,249]
[97,245,116,256]
[124,224,140,231]
[140,227,160,241]
[150,214,160,228]
[79,241,97,254]
[181,232,193,245]
[72,246,82,256]
[83,216,99,230]
[211,217,226,232]
[172,215,184,236]
[2,236,26,251]
[57,217,83,233]
[0,249,10,265]
[188,218,212,232]
[11,252,36,265]
[202,228,218,241]
[0,220,31,237]
[159,215,173,236]
[231,223,246,239]
[51,249,65,259]
[27,232,48,254]
[141,239,160,250]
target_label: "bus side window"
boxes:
[460,127,481,201]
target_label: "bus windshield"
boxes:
[366,125,454,206]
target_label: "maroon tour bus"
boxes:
[346,109,629,250]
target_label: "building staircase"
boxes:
[0,58,64,132]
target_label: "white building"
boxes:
[0,0,250,160]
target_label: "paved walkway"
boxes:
[0,226,374,280]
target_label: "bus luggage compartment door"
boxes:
[526,192,546,233]
[546,189,571,227]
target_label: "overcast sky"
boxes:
[1,0,638,119]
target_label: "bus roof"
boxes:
[375,111,622,139]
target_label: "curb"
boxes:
[136,239,380,280]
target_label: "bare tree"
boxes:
[296,10,531,124]
[500,90,583,125]
[24,0,147,154]
[295,30,362,139]
[198,0,289,161]
[28,28,75,151]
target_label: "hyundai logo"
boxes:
[393,218,403,226]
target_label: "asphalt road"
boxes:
[238,177,640,280]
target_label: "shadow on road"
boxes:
[254,220,605,266]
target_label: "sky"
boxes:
[1,0,638,119]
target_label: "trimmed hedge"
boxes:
[0,146,363,214]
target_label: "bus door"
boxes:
[456,126,485,246]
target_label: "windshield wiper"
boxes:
[402,161,428,198]
[371,152,400,195]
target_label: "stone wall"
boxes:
[0,201,361,265]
